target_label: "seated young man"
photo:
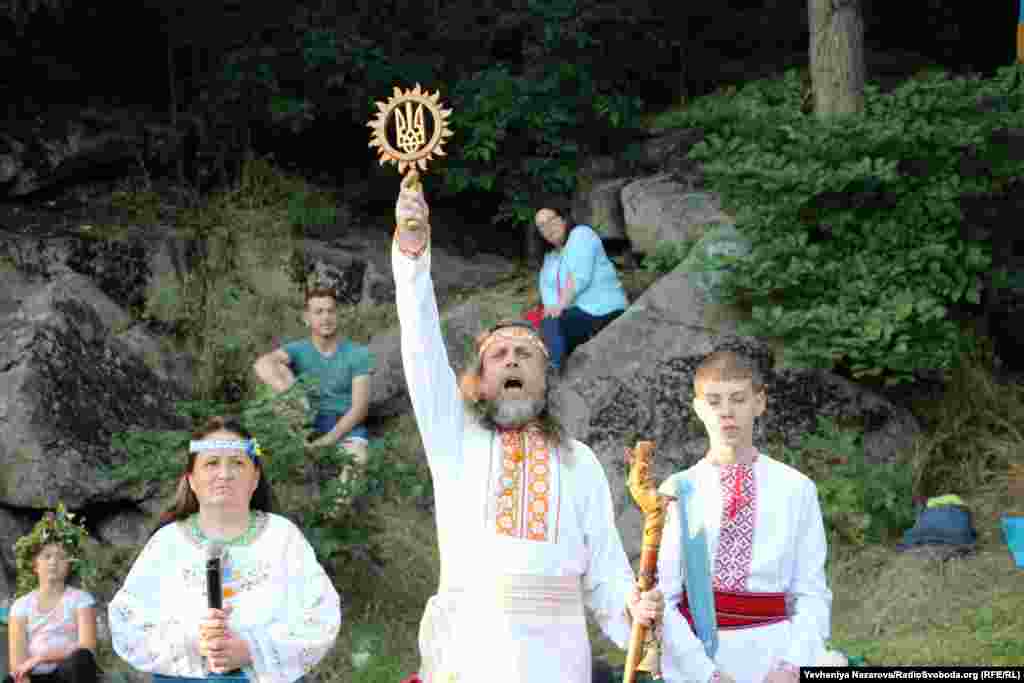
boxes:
[253,287,373,493]
[656,350,840,683]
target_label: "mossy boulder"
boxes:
[0,273,186,510]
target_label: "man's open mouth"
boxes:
[503,378,524,390]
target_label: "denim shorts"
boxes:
[153,674,246,683]
[312,413,369,443]
[153,675,305,683]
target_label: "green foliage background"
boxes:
[190,0,648,231]
[108,160,426,566]
[775,416,916,546]
[651,65,1024,383]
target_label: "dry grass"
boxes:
[905,344,1024,500]
[318,499,439,683]
[313,413,438,683]
[829,477,1024,664]
[827,347,1024,666]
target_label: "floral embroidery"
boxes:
[524,430,552,542]
[713,460,757,591]
[496,429,525,537]
[181,511,269,549]
[181,551,272,603]
[494,428,552,541]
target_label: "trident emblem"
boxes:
[395,101,426,154]
[368,84,454,175]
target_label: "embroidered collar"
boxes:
[705,449,759,468]
[711,456,757,520]
[495,422,543,435]
[181,511,269,549]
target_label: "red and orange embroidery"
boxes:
[495,428,552,542]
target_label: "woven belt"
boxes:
[679,589,788,631]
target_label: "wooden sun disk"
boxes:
[367,84,454,175]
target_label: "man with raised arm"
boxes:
[391,170,662,683]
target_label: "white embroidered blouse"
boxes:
[108,512,340,683]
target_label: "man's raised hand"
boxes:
[395,169,429,258]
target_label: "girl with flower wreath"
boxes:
[5,505,100,683]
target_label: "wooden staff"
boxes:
[623,440,668,683]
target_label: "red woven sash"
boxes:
[678,590,788,631]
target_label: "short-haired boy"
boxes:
[656,351,838,683]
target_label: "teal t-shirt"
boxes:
[283,338,374,417]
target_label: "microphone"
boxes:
[206,542,224,610]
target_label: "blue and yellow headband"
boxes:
[189,439,265,464]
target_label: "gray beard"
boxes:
[488,397,545,428]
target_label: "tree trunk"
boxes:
[808,0,866,119]
[674,38,689,105]
[167,40,187,187]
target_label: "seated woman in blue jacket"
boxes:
[534,206,628,372]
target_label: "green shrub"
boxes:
[287,188,339,232]
[652,65,1024,383]
[436,0,644,229]
[778,416,916,546]
[107,385,429,564]
[143,160,308,400]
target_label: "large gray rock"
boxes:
[0,273,186,509]
[368,299,489,417]
[303,233,518,309]
[0,259,34,318]
[0,237,193,393]
[1,225,194,359]
[625,128,705,175]
[0,507,33,599]
[573,178,631,241]
[0,108,180,198]
[0,569,10,605]
[0,622,7,677]
[620,175,733,256]
[96,507,153,547]
[553,263,922,561]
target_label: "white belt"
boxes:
[419,575,585,683]
[492,573,584,622]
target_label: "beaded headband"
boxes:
[477,322,549,360]
[189,439,265,463]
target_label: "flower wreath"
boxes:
[13,502,96,597]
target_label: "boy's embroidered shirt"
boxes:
[657,456,833,683]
